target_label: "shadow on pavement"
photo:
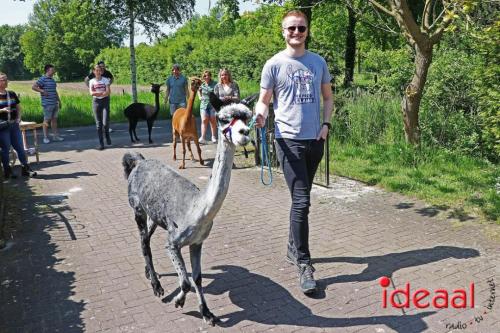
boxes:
[0,181,85,332]
[314,245,480,286]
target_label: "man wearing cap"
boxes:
[84,61,114,87]
[165,64,189,116]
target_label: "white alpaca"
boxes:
[122,93,257,326]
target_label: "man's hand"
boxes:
[316,125,329,141]
[255,114,266,128]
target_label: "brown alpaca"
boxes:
[172,77,204,169]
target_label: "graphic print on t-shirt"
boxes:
[286,65,315,105]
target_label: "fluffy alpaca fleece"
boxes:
[122,97,256,326]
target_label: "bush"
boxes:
[420,49,485,157]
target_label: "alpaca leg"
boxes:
[147,119,154,144]
[190,243,218,326]
[128,120,135,143]
[187,140,195,160]
[173,131,178,161]
[132,119,140,141]
[134,209,163,297]
[194,138,204,166]
[180,138,186,169]
[166,245,191,308]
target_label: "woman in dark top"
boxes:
[0,72,37,178]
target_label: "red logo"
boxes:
[380,276,475,309]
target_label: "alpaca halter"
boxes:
[220,118,239,141]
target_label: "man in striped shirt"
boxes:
[32,64,63,144]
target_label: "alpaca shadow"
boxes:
[314,245,480,288]
[173,265,435,332]
[35,171,97,180]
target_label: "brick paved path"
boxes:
[1,120,499,333]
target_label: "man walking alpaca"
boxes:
[255,10,334,294]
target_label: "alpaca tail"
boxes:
[122,151,145,179]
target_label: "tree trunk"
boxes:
[402,43,432,144]
[343,5,356,87]
[128,11,138,103]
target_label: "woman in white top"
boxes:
[88,64,111,150]
[214,68,240,104]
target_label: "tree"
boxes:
[20,0,123,80]
[96,0,195,102]
[359,0,475,144]
[0,25,31,79]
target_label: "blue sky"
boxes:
[1,0,260,44]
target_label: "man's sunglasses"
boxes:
[285,25,307,33]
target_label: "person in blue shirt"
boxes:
[164,64,189,116]
[32,64,63,144]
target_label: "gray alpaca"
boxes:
[122,93,257,326]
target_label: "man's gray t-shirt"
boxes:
[260,50,332,139]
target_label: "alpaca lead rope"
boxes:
[259,126,273,186]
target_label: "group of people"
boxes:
[1,9,333,296]
[165,64,240,144]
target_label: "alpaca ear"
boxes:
[209,92,224,112]
[241,93,259,108]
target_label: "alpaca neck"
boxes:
[186,89,196,119]
[199,133,235,221]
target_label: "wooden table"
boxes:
[9,121,43,166]
[20,121,43,163]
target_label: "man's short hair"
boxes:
[97,60,105,66]
[282,10,309,27]
[44,64,54,73]
[172,64,180,70]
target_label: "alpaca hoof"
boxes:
[173,156,177,161]
[174,295,186,308]
[151,279,164,297]
[145,266,150,280]
[149,140,153,144]
[202,310,219,326]
[200,160,204,166]
[179,165,185,169]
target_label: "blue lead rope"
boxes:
[248,115,272,186]
[259,126,273,186]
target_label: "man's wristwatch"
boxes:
[322,122,332,130]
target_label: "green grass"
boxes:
[331,141,500,223]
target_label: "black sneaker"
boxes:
[97,144,105,150]
[4,167,17,179]
[21,165,37,177]
[298,264,317,294]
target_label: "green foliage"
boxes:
[362,47,413,92]
[332,93,402,145]
[97,4,284,85]
[420,49,482,155]
[20,0,123,80]
[0,25,32,79]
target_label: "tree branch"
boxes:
[367,0,395,17]
[423,0,433,30]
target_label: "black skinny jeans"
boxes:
[92,96,110,145]
[276,138,324,265]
